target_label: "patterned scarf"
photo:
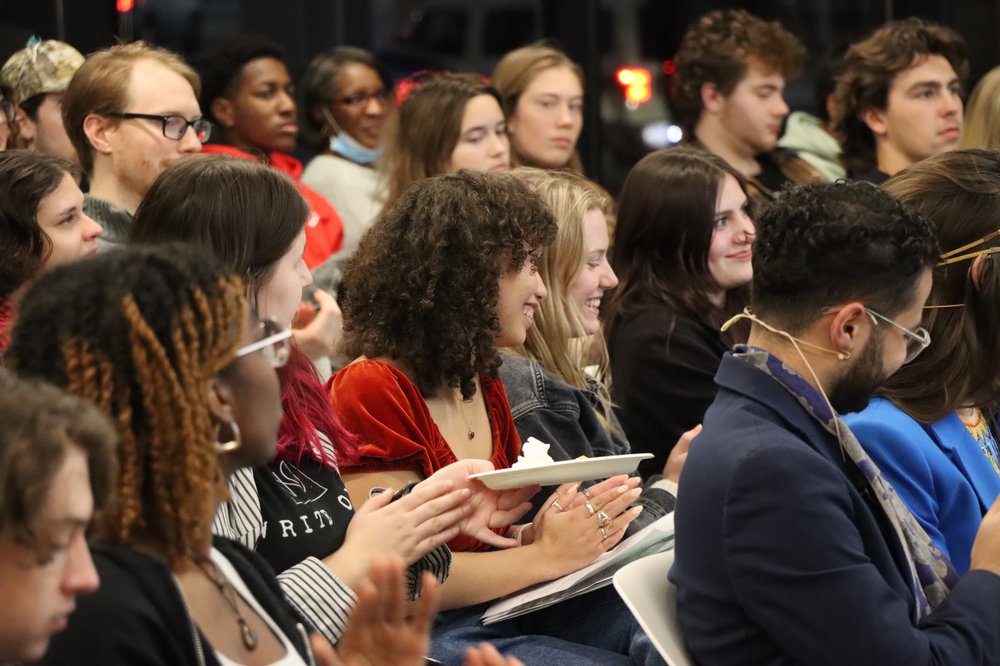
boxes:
[734,345,958,621]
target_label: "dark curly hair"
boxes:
[7,243,246,568]
[672,9,805,133]
[194,35,285,126]
[752,181,939,333]
[832,19,968,173]
[341,170,557,399]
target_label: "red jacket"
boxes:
[200,145,344,268]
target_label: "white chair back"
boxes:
[613,549,694,666]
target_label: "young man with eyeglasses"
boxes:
[62,42,207,245]
[672,180,1000,665]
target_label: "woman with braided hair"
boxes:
[7,243,327,664]
[129,154,535,649]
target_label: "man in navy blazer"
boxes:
[671,181,1000,665]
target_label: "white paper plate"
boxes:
[468,453,653,490]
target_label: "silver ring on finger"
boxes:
[583,488,594,500]
[596,510,612,528]
[584,501,596,515]
[599,526,609,540]
[551,499,565,512]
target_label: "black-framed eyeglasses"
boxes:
[334,89,391,109]
[235,319,293,368]
[107,112,212,142]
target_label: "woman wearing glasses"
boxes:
[130,155,533,648]
[0,150,102,359]
[300,47,393,267]
[844,149,1000,575]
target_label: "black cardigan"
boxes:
[609,305,728,479]
[39,537,316,666]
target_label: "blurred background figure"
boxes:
[0,83,18,152]
[380,71,509,206]
[195,35,344,269]
[492,43,584,172]
[832,18,967,183]
[959,66,1000,150]
[300,46,393,268]
[2,38,84,165]
[672,9,821,207]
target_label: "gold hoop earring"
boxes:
[214,420,242,454]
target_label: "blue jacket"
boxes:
[846,397,1000,574]
[671,353,1000,665]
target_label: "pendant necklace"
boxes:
[193,557,259,651]
[456,389,476,440]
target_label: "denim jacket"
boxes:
[498,352,676,534]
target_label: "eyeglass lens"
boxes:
[260,320,291,368]
[163,116,212,142]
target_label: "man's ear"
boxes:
[211,97,235,129]
[701,82,725,115]
[15,108,36,142]
[83,113,115,156]
[859,106,888,138]
[828,302,868,360]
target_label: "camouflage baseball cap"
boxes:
[2,38,84,103]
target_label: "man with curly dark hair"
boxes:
[832,18,967,184]
[671,180,1000,664]
[672,9,823,207]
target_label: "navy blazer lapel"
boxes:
[714,352,844,465]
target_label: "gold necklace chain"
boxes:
[193,557,259,651]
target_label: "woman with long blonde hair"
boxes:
[501,167,689,528]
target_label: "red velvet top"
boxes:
[328,359,522,552]
[199,145,344,268]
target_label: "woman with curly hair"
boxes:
[130,155,534,648]
[605,147,754,479]
[0,150,101,358]
[330,170,662,666]
[500,167,694,528]
[380,72,509,207]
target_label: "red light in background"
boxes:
[662,60,676,76]
[117,0,134,12]
[615,67,652,105]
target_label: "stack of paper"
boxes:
[481,513,675,624]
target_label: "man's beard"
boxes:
[828,332,889,415]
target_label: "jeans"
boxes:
[429,585,666,666]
